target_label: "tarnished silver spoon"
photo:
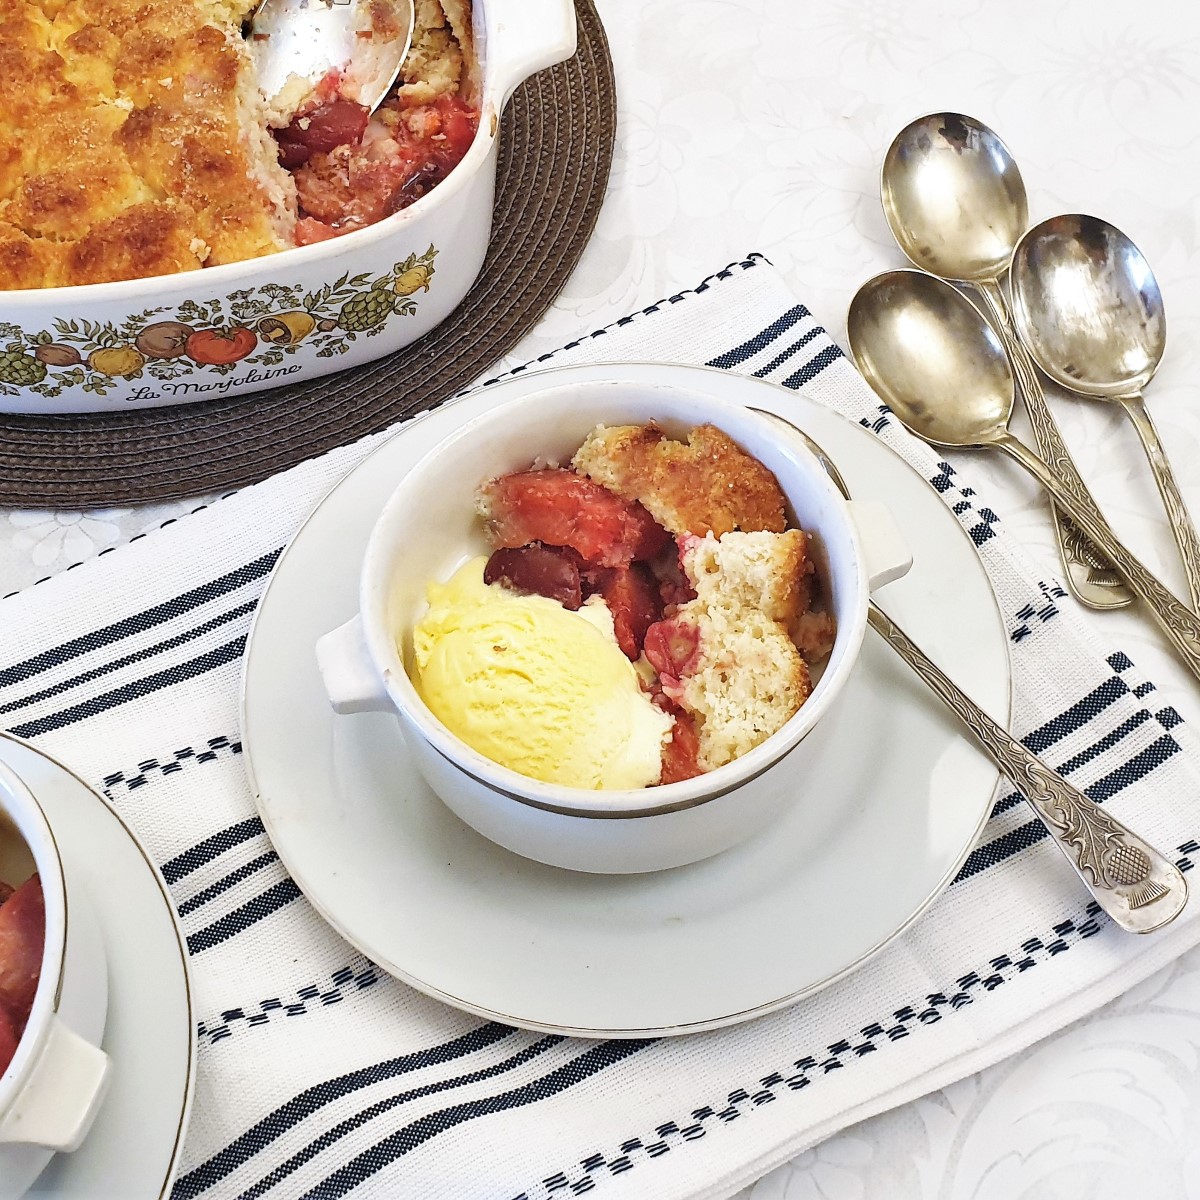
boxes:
[847,269,1200,685]
[881,113,1131,610]
[1010,214,1200,611]
[249,0,415,114]
[754,410,1186,933]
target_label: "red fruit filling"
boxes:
[586,563,663,661]
[287,93,479,241]
[643,618,702,696]
[652,540,697,609]
[480,468,670,569]
[484,544,583,610]
[0,875,44,1028]
[273,99,371,169]
[656,699,702,784]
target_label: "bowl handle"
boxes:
[315,615,394,714]
[0,1018,109,1151]
[847,500,913,591]
[488,0,578,107]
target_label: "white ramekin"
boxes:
[314,378,913,873]
[0,761,110,1200]
[0,0,577,414]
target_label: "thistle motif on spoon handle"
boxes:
[974,280,1132,609]
[866,603,1187,933]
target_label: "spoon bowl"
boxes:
[881,113,1028,282]
[880,114,1129,609]
[1009,214,1166,398]
[249,0,416,114]
[846,270,1015,447]
[847,269,1200,685]
[1008,213,1200,608]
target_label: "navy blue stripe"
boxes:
[186,878,302,954]
[752,328,822,378]
[956,735,1181,882]
[990,706,1156,819]
[0,551,277,687]
[705,304,810,369]
[956,819,1052,880]
[1088,735,1180,803]
[237,1037,566,1200]
[781,344,842,388]
[300,1040,655,1200]
[1055,712,1149,776]
[162,817,266,885]
[0,601,255,716]
[1023,678,1129,754]
[177,852,280,917]
[171,1024,520,1199]
[6,637,245,738]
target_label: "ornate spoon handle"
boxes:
[975,280,1132,610]
[1118,391,1200,613]
[996,432,1200,684]
[867,603,1187,933]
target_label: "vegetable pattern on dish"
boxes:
[0,246,437,400]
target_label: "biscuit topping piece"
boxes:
[572,422,788,538]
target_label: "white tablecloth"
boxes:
[5,1,1200,1195]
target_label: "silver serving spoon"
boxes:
[752,410,1185,933]
[847,269,1200,684]
[881,113,1131,610]
[248,0,415,113]
[1010,214,1200,610]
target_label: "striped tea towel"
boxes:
[2,253,1200,1200]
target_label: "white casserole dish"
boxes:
[0,0,576,414]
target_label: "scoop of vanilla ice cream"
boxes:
[409,558,673,789]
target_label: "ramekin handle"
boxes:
[315,615,393,714]
[848,500,913,592]
[488,0,578,107]
[0,1018,109,1151]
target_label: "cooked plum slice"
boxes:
[0,875,44,1025]
[586,563,662,661]
[656,699,702,784]
[479,469,670,568]
[484,544,582,610]
[653,542,698,609]
[643,617,702,691]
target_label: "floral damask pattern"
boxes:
[4,1,1200,1194]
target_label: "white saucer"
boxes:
[241,362,1011,1036]
[0,735,195,1198]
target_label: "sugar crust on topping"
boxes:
[0,0,295,288]
[572,422,789,538]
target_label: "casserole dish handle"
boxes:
[489,0,578,106]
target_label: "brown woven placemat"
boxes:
[0,0,613,508]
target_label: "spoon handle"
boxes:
[1117,391,1200,612]
[996,432,1200,680]
[974,280,1132,610]
[867,603,1186,932]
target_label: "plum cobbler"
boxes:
[0,0,477,288]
